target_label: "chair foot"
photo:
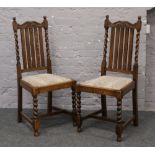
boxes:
[133,120,139,127]
[117,136,122,142]
[18,115,22,123]
[18,119,22,123]
[77,127,82,133]
[33,119,40,137]
[133,113,139,126]
[116,124,123,142]
[34,130,40,137]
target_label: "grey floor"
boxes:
[0,109,155,147]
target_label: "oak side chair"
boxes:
[76,15,142,142]
[12,16,76,136]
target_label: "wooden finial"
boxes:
[106,15,109,19]
[43,16,48,29]
[136,16,142,31]
[12,17,17,31]
[43,16,47,20]
[104,15,109,29]
[138,16,141,21]
[13,17,16,22]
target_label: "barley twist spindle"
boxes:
[14,32,20,66]
[33,96,39,120]
[134,16,141,65]
[116,99,123,142]
[117,100,122,124]
[33,95,40,136]
[45,29,50,60]
[72,87,76,126]
[101,15,109,75]
[135,31,140,64]
[103,27,108,62]
[77,92,81,132]
[44,16,52,73]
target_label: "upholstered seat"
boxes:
[20,73,75,95]
[79,76,133,91]
[21,73,73,88]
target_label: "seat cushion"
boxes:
[79,76,133,91]
[21,73,73,88]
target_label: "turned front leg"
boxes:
[76,92,82,132]
[72,87,76,126]
[116,98,123,142]
[33,95,40,136]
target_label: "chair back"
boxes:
[101,15,142,81]
[12,16,52,78]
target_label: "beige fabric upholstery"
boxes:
[79,76,133,91]
[21,73,73,88]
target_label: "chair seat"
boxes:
[20,73,75,95]
[79,75,133,91]
[78,76,135,97]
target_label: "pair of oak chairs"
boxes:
[12,15,142,142]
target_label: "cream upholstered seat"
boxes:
[79,76,133,91]
[21,73,73,88]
